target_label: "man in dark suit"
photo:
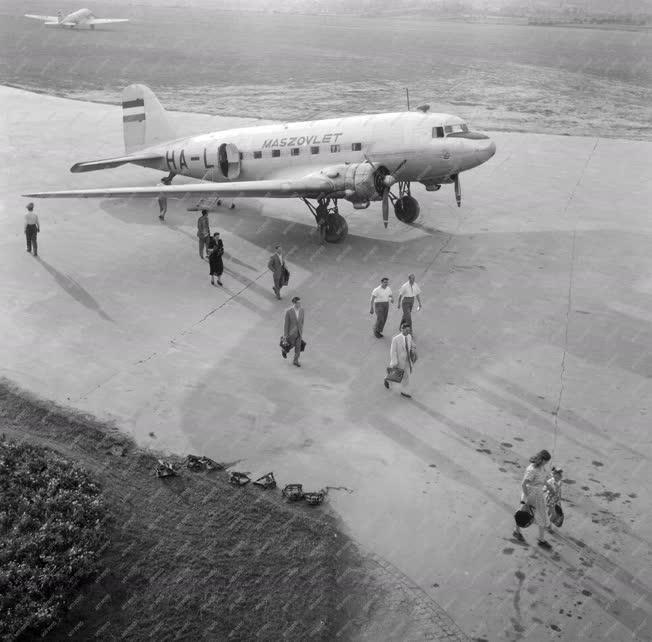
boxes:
[267,244,286,299]
[283,296,305,367]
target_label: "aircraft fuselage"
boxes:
[140,111,495,195]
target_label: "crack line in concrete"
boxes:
[552,137,600,457]
[75,268,269,402]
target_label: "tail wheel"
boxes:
[325,214,348,243]
[394,196,420,224]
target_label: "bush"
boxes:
[0,437,109,640]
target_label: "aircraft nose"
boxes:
[477,138,496,163]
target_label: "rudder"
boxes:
[122,84,175,154]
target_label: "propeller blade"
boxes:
[382,188,389,228]
[454,174,461,207]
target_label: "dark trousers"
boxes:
[374,302,389,334]
[25,225,38,255]
[400,298,414,329]
[273,270,284,293]
[286,335,301,362]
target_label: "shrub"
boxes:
[0,437,109,640]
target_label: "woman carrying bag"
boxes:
[513,449,552,548]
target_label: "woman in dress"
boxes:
[207,232,224,286]
[513,449,552,547]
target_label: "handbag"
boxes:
[550,504,564,527]
[514,503,534,528]
[279,336,291,352]
[385,367,404,383]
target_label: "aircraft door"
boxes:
[218,143,241,180]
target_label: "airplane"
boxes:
[24,8,129,29]
[24,84,496,243]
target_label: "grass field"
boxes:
[0,380,383,641]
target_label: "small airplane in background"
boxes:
[24,8,129,29]
[24,84,496,243]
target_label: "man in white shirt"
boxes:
[24,202,40,256]
[384,323,416,398]
[369,277,393,338]
[397,274,423,331]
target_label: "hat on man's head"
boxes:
[291,296,301,303]
[26,202,34,211]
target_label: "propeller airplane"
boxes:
[24,84,496,242]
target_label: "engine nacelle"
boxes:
[319,163,384,203]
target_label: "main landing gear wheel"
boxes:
[394,195,420,224]
[324,213,348,243]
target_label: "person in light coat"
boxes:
[282,296,305,367]
[384,323,416,398]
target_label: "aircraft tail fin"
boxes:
[121,84,175,154]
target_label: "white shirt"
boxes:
[25,212,40,228]
[399,281,421,297]
[371,285,393,303]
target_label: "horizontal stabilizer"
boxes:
[24,14,58,20]
[70,153,163,173]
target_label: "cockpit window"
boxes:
[444,125,452,134]
[432,126,444,138]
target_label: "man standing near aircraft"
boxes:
[268,245,286,300]
[197,210,210,259]
[370,277,393,338]
[384,323,416,398]
[315,202,329,244]
[282,296,305,367]
[24,202,40,256]
[397,274,423,331]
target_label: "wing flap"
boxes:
[24,176,334,200]
[70,153,163,173]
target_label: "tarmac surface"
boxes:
[2,86,652,641]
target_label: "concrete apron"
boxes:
[2,87,651,641]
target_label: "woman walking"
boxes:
[208,232,224,286]
[513,449,552,548]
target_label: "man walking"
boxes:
[268,244,286,300]
[24,202,40,256]
[197,210,210,259]
[397,273,422,331]
[370,277,393,338]
[157,191,167,221]
[384,323,416,398]
[282,296,305,367]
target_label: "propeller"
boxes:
[454,174,461,207]
[365,156,407,228]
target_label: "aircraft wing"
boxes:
[24,176,335,200]
[87,18,129,24]
[24,14,59,21]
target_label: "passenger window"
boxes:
[310,146,319,155]
[272,149,280,157]
[352,143,362,151]
[253,151,262,159]
[330,144,340,153]
[291,148,300,156]
[432,127,444,138]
